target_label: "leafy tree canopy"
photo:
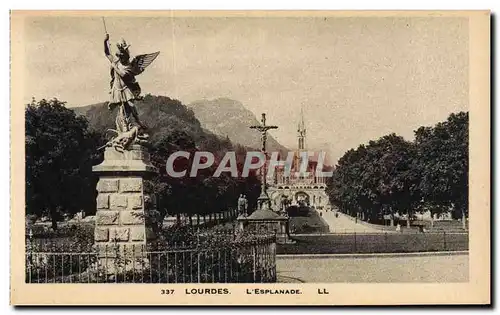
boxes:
[327,112,468,225]
[26,98,104,229]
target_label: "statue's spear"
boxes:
[102,17,111,56]
[102,17,108,35]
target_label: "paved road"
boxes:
[277,253,468,283]
[320,211,386,234]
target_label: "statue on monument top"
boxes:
[99,31,160,152]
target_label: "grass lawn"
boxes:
[277,232,468,255]
[288,210,329,234]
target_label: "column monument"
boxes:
[237,113,291,243]
[92,32,161,273]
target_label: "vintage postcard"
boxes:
[10,10,490,305]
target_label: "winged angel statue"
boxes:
[100,33,160,152]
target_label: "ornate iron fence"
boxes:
[26,232,277,283]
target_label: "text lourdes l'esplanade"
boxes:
[184,288,302,295]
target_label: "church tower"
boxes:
[266,105,332,213]
[294,106,307,175]
[297,106,306,151]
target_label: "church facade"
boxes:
[266,110,332,211]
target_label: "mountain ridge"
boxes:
[73,95,289,155]
[188,97,289,154]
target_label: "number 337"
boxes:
[161,289,175,295]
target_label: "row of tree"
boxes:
[25,97,261,230]
[148,128,261,226]
[326,112,468,228]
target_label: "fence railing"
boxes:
[279,231,469,255]
[26,232,277,284]
[291,229,470,235]
[163,208,240,229]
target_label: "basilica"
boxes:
[266,110,332,211]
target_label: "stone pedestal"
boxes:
[92,145,158,273]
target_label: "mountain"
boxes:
[73,94,235,155]
[189,98,289,154]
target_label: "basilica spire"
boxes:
[297,105,306,150]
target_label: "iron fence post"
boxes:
[197,252,201,283]
[443,231,447,251]
[252,244,257,282]
[52,242,56,283]
[114,243,118,283]
[354,232,357,252]
[384,232,388,252]
[27,228,33,283]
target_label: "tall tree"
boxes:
[25,98,103,230]
[327,134,418,225]
[149,129,197,225]
[415,112,469,228]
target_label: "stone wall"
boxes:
[95,176,151,244]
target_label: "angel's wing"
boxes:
[131,51,160,75]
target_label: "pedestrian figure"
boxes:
[242,194,248,216]
[237,194,245,216]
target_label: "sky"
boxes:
[23,14,469,163]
